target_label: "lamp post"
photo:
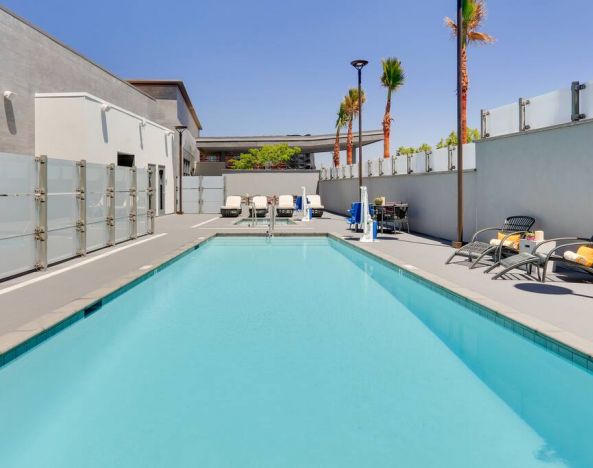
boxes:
[175,125,187,214]
[453,0,464,248]
[351,59,368,193]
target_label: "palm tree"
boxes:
[445,0,494,145]
[343,88,366,165]
[333,102,348,167]
[380,58,405,158]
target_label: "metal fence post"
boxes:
[425,151,433,173]
[76,159,87,256]
[34,155,48,270]
[147,166,155,234]
[519,97,530,131]
[448,146,456,171]
[130,166,137,239]
[392,155,398,175]
[107,163,115,246]
[407,155,413,174]
[378,158,384,176]
[367,160,372,177]
[571,81,586,121]
[480,109,490,138]
[198,175,204,214]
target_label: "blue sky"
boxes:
[5,0,593,166]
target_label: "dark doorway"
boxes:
[158,165,165,215]
[117,153,135,167]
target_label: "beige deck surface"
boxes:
[0,211,592,347]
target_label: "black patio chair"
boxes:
[445,215,536,269]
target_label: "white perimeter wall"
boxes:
[35,93,175,214]
[224,171,320,198]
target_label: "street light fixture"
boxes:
[175,125,188,214]
[350,59,368,193]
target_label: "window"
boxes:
[117,153,135,167]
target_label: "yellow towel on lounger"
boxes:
[489,232,521,250]
[564,246,593,267]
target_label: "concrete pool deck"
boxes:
[0,212,592,361]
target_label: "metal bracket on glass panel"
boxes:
[107,163,116,246]
[367,160,372,177]
[378,159,384,176]
[34,155,48,270]
[147,166,155,234]
[425,151,433,173]
[407,155,413,174]
[391,155,398,175]
[76,159,87,256]
[519,97,531,131]
[571,81,586,121]
[480,109,490,138]
[130,167,138,239]
[448,146,456,171]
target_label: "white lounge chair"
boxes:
[220,196,242,217]
[249,196,268,218]
[308,195,324,218]
[276,195,294,217]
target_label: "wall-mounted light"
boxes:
[3,91,16,101]
[101,103,111,112]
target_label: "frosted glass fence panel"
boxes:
[0,153,36,239]
[410,153,426,173]
[182,176,200,214]
[351,164,358,178]
[114,167,132,244]
[137,214,149,236]
[0,153,37,277]
[86,164,108,223]
[369,159,379,177]
[114,192,131,243]
[137,168,149,217]
[432,148,449,172]
[396,157,408,174]
[2,235,36,278]
[86,163,109,252]
[47,158,79,233]
[525,88,572,131]
[87,222,108,252]
[486,103,519,137]
[47,226,78,264]
[463,144,476,169]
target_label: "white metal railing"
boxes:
[481,80,592,138]
[319,143,477,181]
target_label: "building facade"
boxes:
[0,6,202,215]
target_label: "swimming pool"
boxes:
[0,236,592,467]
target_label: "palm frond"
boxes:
[381,58,405,91]
[468,31,494,43]
[444,16,457,36]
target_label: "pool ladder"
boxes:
[267,199,276,238]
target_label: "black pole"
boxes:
[454,0,464,247]
[357,67,363,190]
[175,126,187,214]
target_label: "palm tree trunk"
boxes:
[461,46,468,146]
[346,119,353,165]
[333,128,341,167]
[383,90,392,158]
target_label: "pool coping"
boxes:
[1,231,593,374]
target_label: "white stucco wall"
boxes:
[35,93,175,214]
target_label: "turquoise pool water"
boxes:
[0,236,592,467]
